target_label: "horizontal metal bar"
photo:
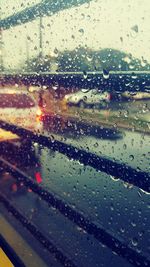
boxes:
[0,120,149,192]
[0,193,78,267]
[0,234,26,267]
[1,72,150,92]
[2,71,150,75]
[0,156,149,267]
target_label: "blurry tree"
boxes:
[57,47,150,72]
[58,46,95,71]
[22,47,150,72]
[24,54,58,72]
[93,48,150,71]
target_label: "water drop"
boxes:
[103,69,109,79]
[94,142,99,148]
[54,48,58,56]
[131,25,138,33]
[129,155,134,161]
[79,28,84,36]
[83,95,87,101]
[120,36,123,43]
[110,175,119,182]
[124,110,129,117]
[141,59,147,67]
[123,144,127,150]
[130,25,138,38]
[83,71,87,79]
[50,135,55,143]
[139,189,150,195]
[81,13,85,19]
[120,227,125,233]
[131,238,138,247]
[131,72,137,79]
[52,83,59,90]
[129,64,135,70]
[131,221,136,227]
[123,56,131,64]
[87,55,93,62]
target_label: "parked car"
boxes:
[122,91,150,100]
[0,88,43,144]
[64,88,111,108]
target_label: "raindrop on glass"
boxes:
[103,69,109,79]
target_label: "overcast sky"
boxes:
[1,0,150,69]
[0,0,41,19]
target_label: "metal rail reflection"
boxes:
[0,156,149,267]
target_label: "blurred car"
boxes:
[0,89,43,144]
[122,91,150,100]
[64,88,111,108]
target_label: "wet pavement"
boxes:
[41,116,150,172]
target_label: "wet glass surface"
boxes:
[0,0,150,266]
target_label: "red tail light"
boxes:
[36,109,43,121]
[35,172,42,183]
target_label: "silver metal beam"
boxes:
[0,0,91,30]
